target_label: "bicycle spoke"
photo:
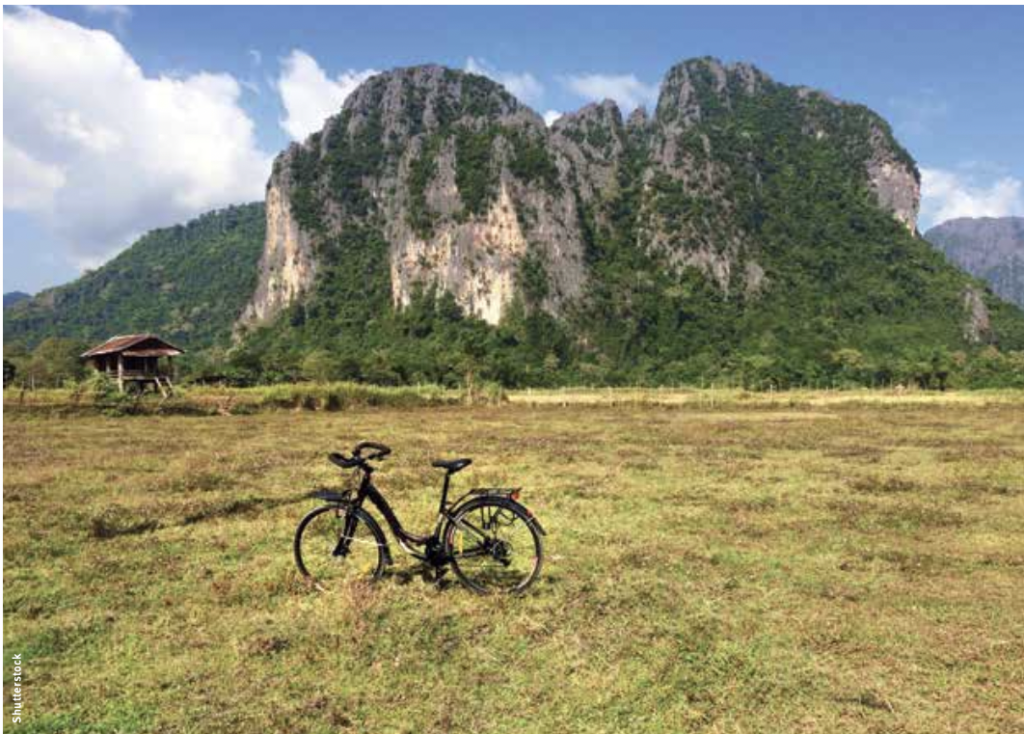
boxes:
[447,501,542,594]
[295,507,384,589]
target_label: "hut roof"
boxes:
[81,334,185,358]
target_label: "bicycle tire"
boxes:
[294,504,387,590]
[444,498,544,595]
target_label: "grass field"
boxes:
[4,392,1024,733]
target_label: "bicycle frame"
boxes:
[350,466,460,560]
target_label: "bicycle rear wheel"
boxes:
[294,505,386,590]
[444,498,543,595]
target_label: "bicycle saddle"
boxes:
[431,458,472,474]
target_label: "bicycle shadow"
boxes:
[382,563,559,595]
[384,565,459,591]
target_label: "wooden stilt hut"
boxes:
[81,334,184,396]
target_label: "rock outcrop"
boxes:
[239,172,316,325]
[239,65,587,328]
[866,144,920,232]
[963,286,993,344]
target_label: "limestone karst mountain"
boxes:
[7,58,1024,386]
[239,58,923,330]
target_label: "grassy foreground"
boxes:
[3,394,1024,733]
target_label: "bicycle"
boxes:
[294,441,546,595]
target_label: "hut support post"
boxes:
[117,354,124,393]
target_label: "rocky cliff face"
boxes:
[642,58,920,292]
[239,174,316,325]
[240,65,587,328]
[865,140,920,231]
[962,286,993,344]
[926,217,1024,308]
[239,57,924,331]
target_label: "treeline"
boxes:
[5,313,1023,392]
[224,293,1024,390]
[4,338,90,389]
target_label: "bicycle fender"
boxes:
[521,507,547,536]
[452,496,547,536]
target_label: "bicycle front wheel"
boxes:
[444,498,544,595]
[294,505,387,590]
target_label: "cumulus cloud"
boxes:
[3,7,271,265]
[559,72,658,112]
[464,57,544,107]
[277,50,376,141]
[543,110,562,127]
[4,139,67,211]
[920,167,1024,228]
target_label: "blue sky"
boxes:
[5,5,1024,294]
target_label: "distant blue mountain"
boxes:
[3,291,31,309]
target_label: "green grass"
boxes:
[4,392,1024,732]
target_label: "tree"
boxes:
[301,350,339,383]
[3,342,31,387]
[24,337,88,387]
[830,348,868,386]
[3,359,16,388]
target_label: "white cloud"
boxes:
[3,139,66,210]
[3,7,272,265]
[920,167,1024,228]
[277,50,376,141]
[559,73,658,112]
[543,110,562,127]
[464,57,544,107]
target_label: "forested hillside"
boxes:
[4,204,265,351]
[4,292,31,309]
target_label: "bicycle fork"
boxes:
[331,506,360,558]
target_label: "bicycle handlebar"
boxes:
[353,441,391,460]
[328,452,361,469]
[328,441,392,470]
